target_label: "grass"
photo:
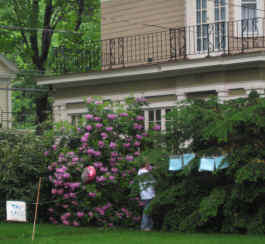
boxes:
[0,223,265,244]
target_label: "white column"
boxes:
[217,89,229,103]
[144,110,149,131]
[53,105,61,123]
[176,92,187,102]
[161,109,166,131]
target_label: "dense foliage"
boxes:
[0,0,100,123]
[46,97,160,227]
[1,92,265,234]
[0,128,56,222]
[147,91,265,234]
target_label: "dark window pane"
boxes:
[156,110,161,121]
[149,111,154,121]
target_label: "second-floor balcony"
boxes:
[49,18,265,74]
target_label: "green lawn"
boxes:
[0,223,265,244]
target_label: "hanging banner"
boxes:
[6,201,27,222]
[199,156,229,172]
[169,154,195,171]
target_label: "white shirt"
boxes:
[138,168,155,200]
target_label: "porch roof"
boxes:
[38,52,265,88]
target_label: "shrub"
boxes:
[145,92,265,233]
[46,97,159,227]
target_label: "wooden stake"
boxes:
[32,177,42,241]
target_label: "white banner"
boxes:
[6,201,27,222]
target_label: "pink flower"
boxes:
[94,116,102,122]
[136,134,143,140]
[72,157,79,162]
[86,97,93,103]
[133,123,143,130]
[108,223,113,227]
[69,193,76,198]
[100,167,108,173]
[77,212,84,218]
[93,162,103,168]
[98,141,104,148]
[87,148,95,155]
[48,165,53,171]
[63,173,70,179]
[134,141,141,147]
[107,114,117,120]
[81,133,90,142]
[57,189,64,195]
[94,151,101,157]
[96,123,103,129]
[88,192,96,198]
[63,204,69,209]
[62,220,70,225]
[111,151,118,157]
[126,155,134,162]
[86,125,93,131]
[96,176,106,182]
[95,207,105,215]
[101,132,108,139]
[68,182,81,190]
[52,145,57,151]
[44,151,49,156]
[134,151,140,156]
[119,113,128,117]
[85,114,93,120]
[48,208,54,212]
[73,221,80,226]
[111,168,118,173]
[109,142,116,149]
[136,97,147,103]
[63,194,70,199]
[136,115,145,121]
[106,126,113,132]
[88,211,93,217]
[95,100,103,105]
[123,143,130,148]
[152,124,161,131]
[109,175,115,181]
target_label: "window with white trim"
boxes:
[148,109,161,129]
[71,113,84,127]
[144,108,173,131]
[234,0,264,35]
[242,0,258,32]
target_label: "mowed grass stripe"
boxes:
[0,223,265,244]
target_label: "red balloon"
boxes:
[81,166,96,183]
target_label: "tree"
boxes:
[0,0,100,124]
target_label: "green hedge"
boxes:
[0,129,57,222]
[147,91,265,233]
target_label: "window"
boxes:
[148,109,161,129]
[195,0,227,52]
[196,0,208,51]
[242,0,257,32]
[214,0,226,49]
[144,108,173,131]
[71,114,84,127]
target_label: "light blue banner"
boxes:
[199,156,229,172]
[169,154,195,171]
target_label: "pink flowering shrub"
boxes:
[47,97,149,227]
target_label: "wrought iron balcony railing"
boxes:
[49,18,265,74]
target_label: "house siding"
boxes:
[101,0,185,40]
[50,66,265,124]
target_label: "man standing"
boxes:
[138,162,155,231]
